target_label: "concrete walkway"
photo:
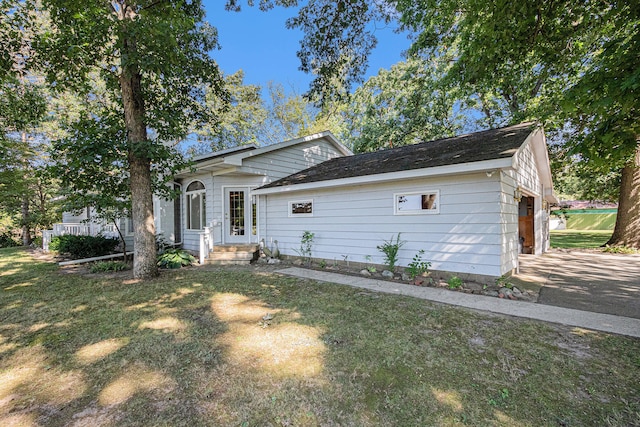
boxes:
[276,267,640,339]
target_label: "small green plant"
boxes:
[603,245,639,254]
[496,275,514,289]
[294,231,315,265]
[89,260,129,273]
[448,276,463,289]
[377,233,405,272]
[341,254,349,267]
[406,249,431,279]
[157,249,197,269]
[364,255,377,273]
[319,260,327,268]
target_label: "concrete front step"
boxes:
[208,251,257,260]
[205,244,259,265]
[212,244,259,253]
[206,259,253,265]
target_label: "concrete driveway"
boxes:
[516,251,640,319]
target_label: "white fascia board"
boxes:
[252,157,514,195]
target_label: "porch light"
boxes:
[514,186,523,202]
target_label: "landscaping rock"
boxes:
[360,269,372,277]
[401,272,411,281]
[382,270,394,279]
[267,258,281,264]
[464,282,484,292]
[414,277,425,286]
[498,287,513,298]
[483,290,499,297]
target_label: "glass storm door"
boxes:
[225,188,249,244]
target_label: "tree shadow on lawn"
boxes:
[1,248,639,426]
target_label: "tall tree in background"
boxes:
[195,70,266,151]
[38,0,227,278]
[394,0,639,247]
[0,0,52,245]
[344,57,469,153]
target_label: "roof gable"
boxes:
[177,131,351,178]
[259,122,537,190]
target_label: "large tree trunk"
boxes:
[607,141,640,248]
[121,35,157,279]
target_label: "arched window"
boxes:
[186,180,206,230]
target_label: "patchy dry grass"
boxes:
[1,247,639,426]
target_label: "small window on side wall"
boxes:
[289,200,313,217]
[394,191,440,215]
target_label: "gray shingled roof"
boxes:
[259,122,536,190]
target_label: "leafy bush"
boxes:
[157,249,197,269]
[49,235,119,259]
[90,260,129,273]
[377,233,405,272]
[32,236,43,248]
[407,250,431,279]
[0,232,20,248]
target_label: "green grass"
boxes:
[1,247,640,426]
[551,229,612,249]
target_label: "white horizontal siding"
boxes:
[240,138,343,181]
[263,173,506,277]
[500,173,519,274]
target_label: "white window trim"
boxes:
[394,190,440,215]
[288,199,313,217]
[185,180,206,231]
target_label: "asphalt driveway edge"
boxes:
[276,267,640,339]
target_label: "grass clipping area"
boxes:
[1,248,639,426]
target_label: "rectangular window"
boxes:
[289,200,313,217]
[394,191,439,215]
[187,193,205,230]
[126,217,134,235]
[251,195,257,236]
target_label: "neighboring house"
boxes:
[254,122,557,281]
[44,132,352,257]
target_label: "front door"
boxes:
[225,187,250,244]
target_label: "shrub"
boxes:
[377,233,405,272]
[294,231,315,265]
[90,260,129,273]
[49,235,119,259]
[407,250,431,279]
[157,249,197,269]
[0,232,20,248]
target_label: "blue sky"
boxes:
[201,1,412,93]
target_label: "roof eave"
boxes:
[253,157,514,195]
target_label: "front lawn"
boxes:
[1,248,639,426]
[550,229,612,249]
